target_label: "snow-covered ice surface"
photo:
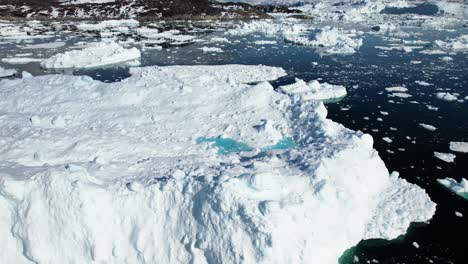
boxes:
[0,64,435,264]
[40,41,141,69]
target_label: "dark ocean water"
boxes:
[1,21,467,264]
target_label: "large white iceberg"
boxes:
[0,65,435,264]
[40,41,141,69]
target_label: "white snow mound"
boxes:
[0,64,435,264]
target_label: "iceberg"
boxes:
[0,64,435,264]
[40,41,141,69]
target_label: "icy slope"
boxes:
[0,65,435,264]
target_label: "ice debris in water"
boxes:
[0,64,435,264]
[0,66,17,77]
[40,40,141,69]
[437,178,468,200]
[434,152,456,163]
[279,78,347,101]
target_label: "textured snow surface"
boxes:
[0,64,435,264]
[0,66,16,77]
[40,41,141,69]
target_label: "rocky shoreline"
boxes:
[0,0,298,21]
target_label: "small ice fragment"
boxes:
[412,242,419,249]
[455,211,463,217]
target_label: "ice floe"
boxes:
[0,64,435,264]
[40,40,141,69]
[199,47,223,53]
[279,78,347,101]
[449,141,468,153]
[437,178,468,200]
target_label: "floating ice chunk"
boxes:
[412,242,420,249]
[76,19,139,31]
[415,81,431,86]
[279,78,347,101]
[0,66,16,77]
[389,92,412,98]
[137,28,197,43]
[199,47,223,53]
[299,27,363,54]
[437,177,468,200]
[455,211,463,217]
[434,152,456,163]
[1,57,43,64]
[436,92,458,101]
[254,40,277,45]
[426,105,439,111]
[382,137,393,143]
[385,86,408,92]
[419,123,437,131]
[22,41,66,49]
[449,142,468,153]
[40,41,141,69]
